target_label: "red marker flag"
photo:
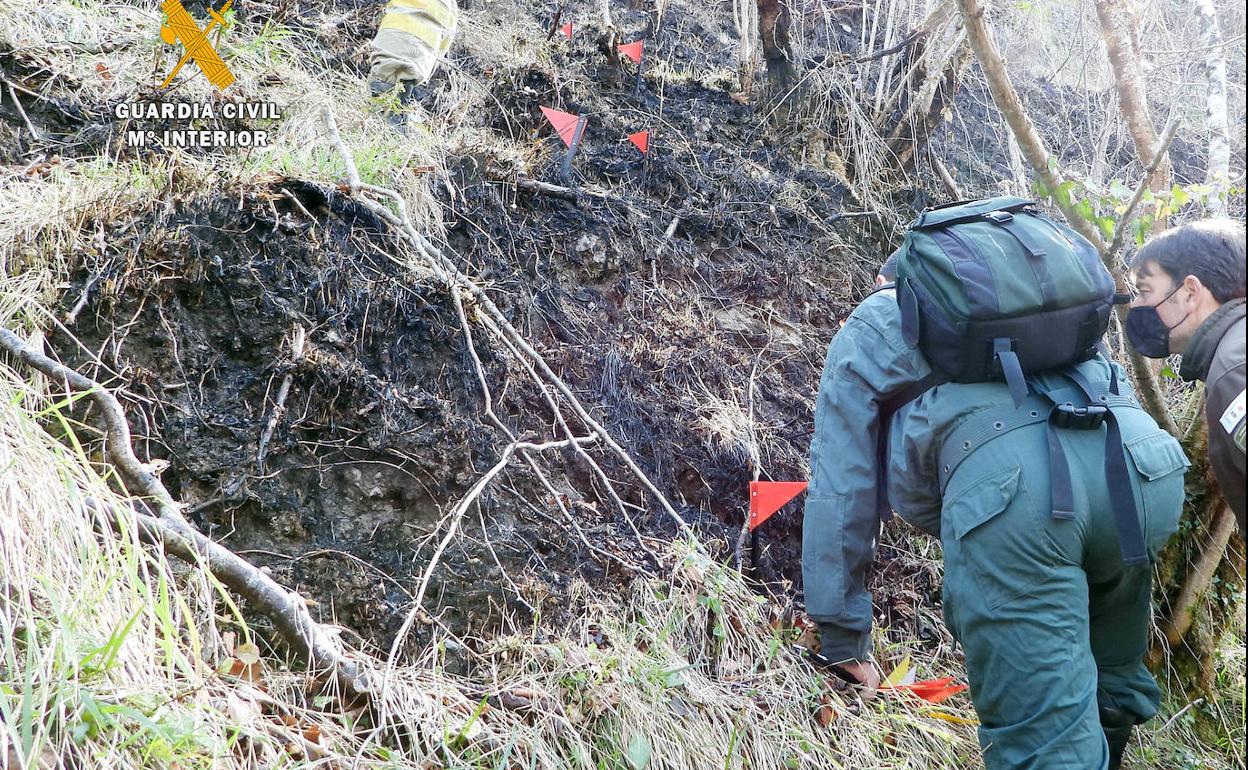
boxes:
[748,481,808,530]
[561,22,572,39]
[627,130,649,154]
[882,676,969,705]
[540,106,584,148]
[619,40,643,64]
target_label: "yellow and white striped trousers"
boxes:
[368,0,459,86]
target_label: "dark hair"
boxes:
[879,249,900,281]
[1132,219,1247,303]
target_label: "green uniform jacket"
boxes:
[1181,297,1246,532]
[803,287,1166,662]
[803,288,930,662]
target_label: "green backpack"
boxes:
[894,196,1117,404]
[885,197,1153,565]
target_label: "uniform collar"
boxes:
[1181,298,1246,381]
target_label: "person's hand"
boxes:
[833,659,881,700]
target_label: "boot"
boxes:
[369,78,411,133]
[369,79,434,133]
[1099,705,1135,770]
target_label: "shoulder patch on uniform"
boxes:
[1219,388,1245,434]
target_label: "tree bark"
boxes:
[1195,0,1231,216]
[757,0,794,88]
[1093,0,1172,201]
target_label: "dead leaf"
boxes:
[225,691,261,724]
[814,693,838,727]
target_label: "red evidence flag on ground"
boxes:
[882,676,970,704]
[619,40,643,64]
[748,481,808,530]
[627,130,649,154]
[561,22,572,39]
[540,106,583,148]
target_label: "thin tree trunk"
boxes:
[734,0,760,96]
[1158,503,1238,651]
[1094,0,1173,204]
[757,0,794,88]
[1195,0,1231,216]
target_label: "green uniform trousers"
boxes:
[937,414,1186,769]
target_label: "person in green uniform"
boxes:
[803,258,1187,769]
[1127,219,1245,532]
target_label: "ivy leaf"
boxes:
[1109,179,1132,201]
[1074,198,1096,223]
[1132,217,1151,246]
[1160,366,1178,379]
[1171,184,1190,207]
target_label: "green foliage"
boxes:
[1032,174,1226,248]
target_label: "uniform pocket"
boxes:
[1124,430,1189,554]
[1124,430,1189,481]
[946,465,1022,541]
[941,464,1063,611]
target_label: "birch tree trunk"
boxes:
[733,0,760,96]
[1195,0,1231,216]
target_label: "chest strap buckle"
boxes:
[1052,403,1108,430]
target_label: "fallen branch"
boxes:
[378,435,596,720]
[2,76,40,141]
[0,326,372,701]
[931,154,963,200]
[514,177,612,202]
[854,28,927,63]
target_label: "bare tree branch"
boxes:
[0,326,372,700]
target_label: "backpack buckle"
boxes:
[1052,403,1108,430]
[984,210,1014,224]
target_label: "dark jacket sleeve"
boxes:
[802,291,930,662]
[1206,322,1246,531]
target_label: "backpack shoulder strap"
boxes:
[876,370,949,518]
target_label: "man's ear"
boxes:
[1182,274,1207,305]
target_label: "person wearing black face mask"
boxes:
[1128,220,1246,532]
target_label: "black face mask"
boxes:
[1125,283,1190,358]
